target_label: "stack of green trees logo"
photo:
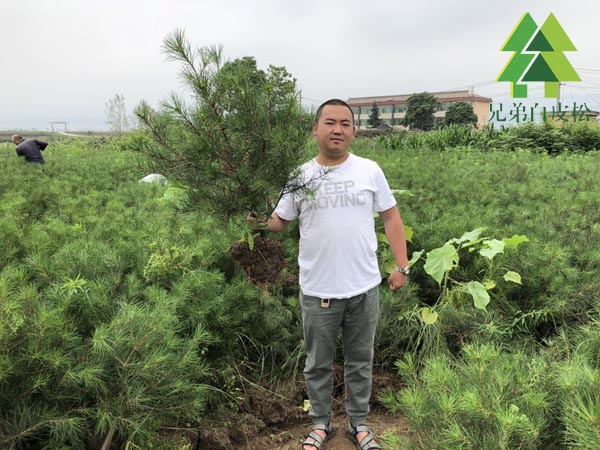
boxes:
[497,12,580,98]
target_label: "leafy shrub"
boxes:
[561,121,600,152]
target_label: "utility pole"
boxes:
[556,82,562,110]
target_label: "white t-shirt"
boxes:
[274,153,397,298]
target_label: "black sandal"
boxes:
[301,423,335,450]
[347,423,382,450]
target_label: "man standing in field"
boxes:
[12,134,48,164]
[254,99,409,450]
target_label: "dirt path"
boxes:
[198,407,410,450]
[197,368,410,450]
[276,410,410,450]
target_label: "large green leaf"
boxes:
[503,234,529,249]
[409,250,424,266]
[446,228,485,246]
[467,281,490,310]
[479,239,505,260]
[404,225,414,243]
[421,307,439,325]
[504,271,522,284]
[424,245,458,286]
[484,279,497,290]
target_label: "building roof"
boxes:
[347,90,493,107]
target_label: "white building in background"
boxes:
[347,90,493,129]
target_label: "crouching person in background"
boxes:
[12,134,48,164]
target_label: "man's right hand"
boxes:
[247,212,290,233]
[246,212,267,232]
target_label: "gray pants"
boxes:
[300,286,380,426]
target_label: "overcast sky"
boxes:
[2,0,599,130]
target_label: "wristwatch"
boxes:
[394,265,410,276]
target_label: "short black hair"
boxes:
[314,99,354,125]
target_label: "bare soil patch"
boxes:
[194,366,409,450]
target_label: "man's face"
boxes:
[312,105,355,160]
